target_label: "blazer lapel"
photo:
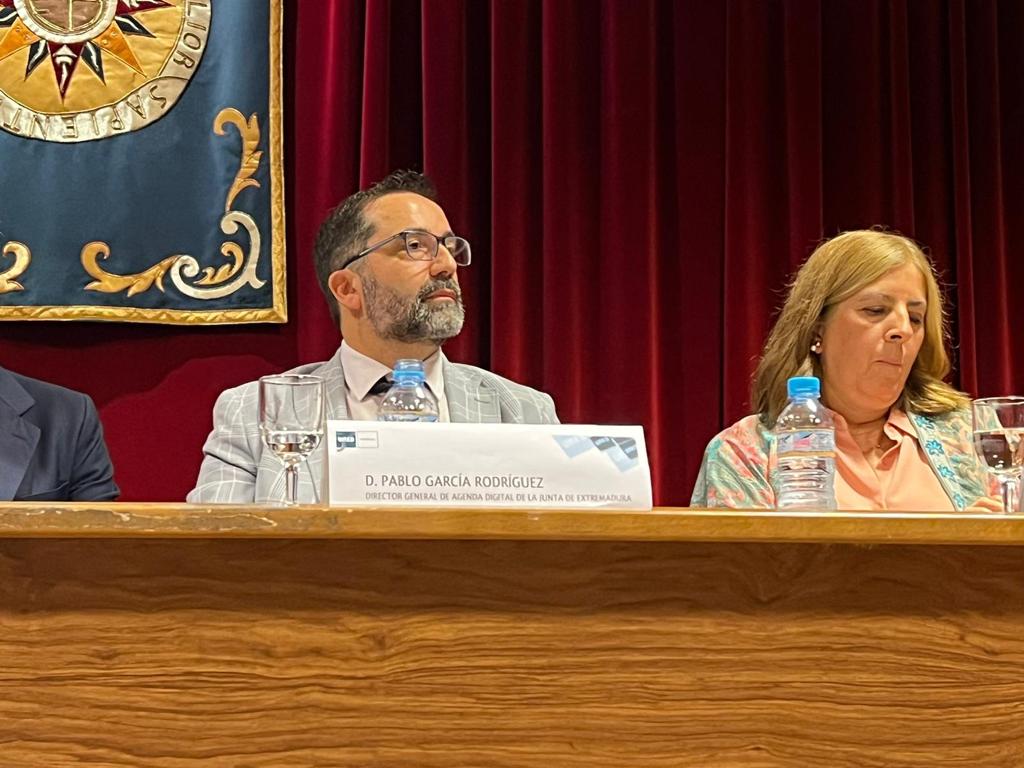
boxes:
[320,347,351,421]
[443,361,501,424]
[0,369,40,501]
[305,350,350,501]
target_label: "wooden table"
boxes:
[2,504,1024,766]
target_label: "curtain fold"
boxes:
[2,0,1019,503]
[288,0,1023,504]
[960,0,1013,397]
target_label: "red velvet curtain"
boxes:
[2,0,1021,503]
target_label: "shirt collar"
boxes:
[885,408,916,440]
[339,340,446,401]
[831,407,917,442]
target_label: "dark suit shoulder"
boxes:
[1,368,118,502]
[4,372,98,447]
[7,369,91,417]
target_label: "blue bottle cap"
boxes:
[393,358,426,383]
[787,376,820,398]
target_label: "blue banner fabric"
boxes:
[0,0,285,324]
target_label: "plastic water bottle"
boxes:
[773,376,836,510]
[377,359,439,422]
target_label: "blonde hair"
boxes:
[752,230,969,425]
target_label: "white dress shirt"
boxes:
[339,340,450,422]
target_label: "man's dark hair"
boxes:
[313,169,438,322]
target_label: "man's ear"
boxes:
[329,268,362,314]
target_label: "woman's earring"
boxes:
[811,340,822,354]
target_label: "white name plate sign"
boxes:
[326,421,652,510]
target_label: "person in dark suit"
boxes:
[0,366,118,501]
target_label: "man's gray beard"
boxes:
[361,274,465,343]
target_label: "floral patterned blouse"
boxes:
[691,407,992,511]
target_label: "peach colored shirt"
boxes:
[833,409,954,511]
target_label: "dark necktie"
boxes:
[368,376,392,396]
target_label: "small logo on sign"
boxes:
[355,431,378,448]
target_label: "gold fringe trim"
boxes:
[0,304,285,324]
[267,0,287,323]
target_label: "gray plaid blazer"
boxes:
[187,346,559,503]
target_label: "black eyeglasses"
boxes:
[341,229,472,269]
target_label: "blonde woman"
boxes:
[692,230,997,511]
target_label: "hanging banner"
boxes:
[0,0,285,324]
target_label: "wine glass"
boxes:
[972,397,1024,514]
[258,374,325,505]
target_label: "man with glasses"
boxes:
[189,170,558,503]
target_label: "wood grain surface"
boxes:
[3,537,1024,766]
[3,502,1024,544]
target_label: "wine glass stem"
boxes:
[285,464,299,506]
[1000,475,1021,514]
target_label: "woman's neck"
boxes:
[843,412,893,454]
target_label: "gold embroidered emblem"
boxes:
[0,241,30,292]
[81,106,265,299]
[0,0,210,142]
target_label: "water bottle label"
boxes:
[776,430,835,458]
[379,414,439,423]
